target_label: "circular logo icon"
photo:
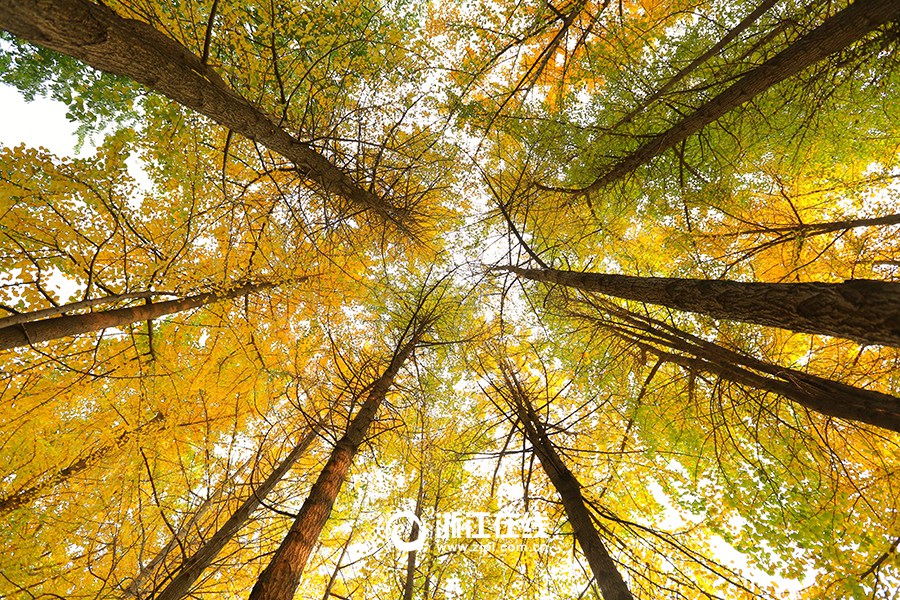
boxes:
[386,510,425,552]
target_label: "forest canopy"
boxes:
[1,0,899,598]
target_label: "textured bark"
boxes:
[501,369,632,600]
[0,281,275,351]
[592,306,900,433]
[248,327,426,600]
[576,0,900,193]
[0,290,159,329]
[0,0,405,225]
[0,412,164,517]
[150,428,319,600]
[652,345,900,432]
[613,0,778,129]
[505,266,900,347]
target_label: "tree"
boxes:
[0,0,409,227]
[489,360,633,600]
[0,280,281,351]
[502,264,900,347]
[568,296,900,432]
[549,0,900,193]
[150,424,320,600]
[249,314,432,600]
[0,412,164,517]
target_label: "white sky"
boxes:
[0,83,88,157]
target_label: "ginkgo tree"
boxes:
[1,0,899,599]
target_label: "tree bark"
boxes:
[499,366,633,600]
[504,265,900,347]
[149,428,319,600]
[572,0,900,193]
[613,0,778,129]
[586,304,900,433]
[0,281,276,351]
[248,326,426,600]
[0,290,162,329]
[0,412,164,517]
[0,0,406,226]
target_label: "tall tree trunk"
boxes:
[401,472,425,600]
[124,475,232,599]
[0,290,161,329]
[149,427,319,600]
[497,365,633,600]
[0,0,405,226]
[248,325,427,600]
[719,212,900,239]
[0,281,276,351]
[503,265,900,347]
[613,0,778,129]
[710,212,900,267]
[569,0,900,193]
[714,212,900,259]
[582,302,900,433]
[0,412,164,517]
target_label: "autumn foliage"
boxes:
[1,0,899,599]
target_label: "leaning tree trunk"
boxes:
[722,212,900,239]
[498,366,633,600]
[0,281,276,351]
[248,325,427,600]
[0,412,165,517]
[716,212,900,260]
[0,290,161,329]
[124,476,231,599]
[585,303,900,433]
[0,0,404,225]
[612,0,778,129]
[504,265,900,348]
[147,427,320,600]
[570,0,900,193]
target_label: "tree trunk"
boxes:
[499,366,633,600]
[714,212,900,264]
[587,304,900,433]
[248,326,426,600]
[613,0,778,129]
[401,473,425,600]
[723,212,900,238]
[0,0,405,226]
[0,290,162,329]
[504,265,900,347]
[0,412,164,517]
[574,0,900,193]
[319,504,362,600]
[124,476,231,599]
[0,281,276,351]
[149,428,319,600]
